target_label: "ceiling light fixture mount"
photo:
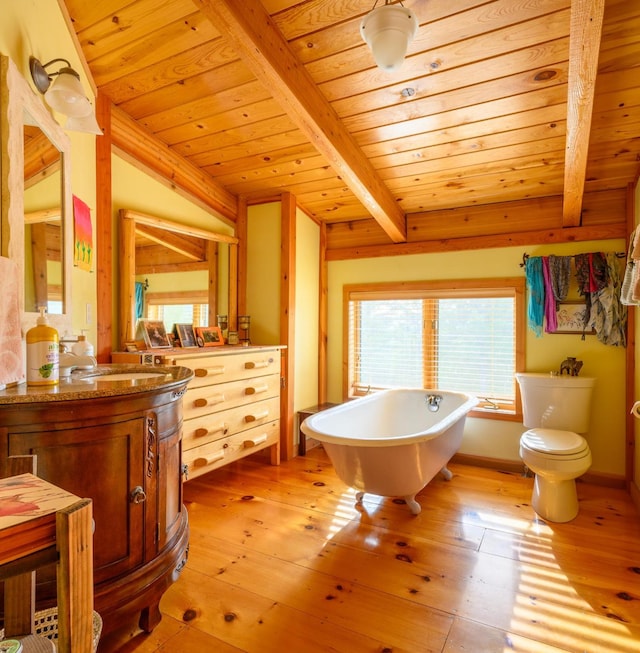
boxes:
[360,0,418,73]
[29,56,102,135]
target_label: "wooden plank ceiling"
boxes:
[60,0,639,253]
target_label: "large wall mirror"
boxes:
[1,55,72,334]
[119,209,238,350]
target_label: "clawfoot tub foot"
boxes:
[355,491,365,505]
[440,466,453,481]
[404,495,422,515]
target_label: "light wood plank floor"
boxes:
[99,448,640,652]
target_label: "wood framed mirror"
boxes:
[118,209,238,350]
[0,54,73,334]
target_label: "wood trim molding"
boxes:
[280,192,296,461]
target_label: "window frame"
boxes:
[343,278,525,421]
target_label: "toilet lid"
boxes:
[521,428,588,455]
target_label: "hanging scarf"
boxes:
[525,256,545,337]
[574,252,608,331]
[591,253,627,347]
[548,255,571,306]
[542,257,557,332]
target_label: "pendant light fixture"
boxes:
[29,56,102,135]
[360,0,418,73]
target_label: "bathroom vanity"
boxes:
[0,365,193,635]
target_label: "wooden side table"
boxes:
[0,471,94,653]
[297,403,338,455]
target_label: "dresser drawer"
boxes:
[183,373,280,420]
[184,419,279,479]
[175,350,280,388]
[182,396,280,451]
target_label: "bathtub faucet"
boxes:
[426,394,442,412]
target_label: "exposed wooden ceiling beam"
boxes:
[562,0,605,227]
[111,106,238,226]
[193,0,407,243]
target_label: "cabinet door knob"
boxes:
[130,486,147,504]
[195,423,227,437]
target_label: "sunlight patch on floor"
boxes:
[512,576,637,652]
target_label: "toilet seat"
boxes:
[521,428,590,461]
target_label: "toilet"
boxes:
[515,372,595,523]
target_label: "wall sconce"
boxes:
[29,56,102,135]
[360,1,418,72]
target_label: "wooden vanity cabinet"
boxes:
[0,379,190,635]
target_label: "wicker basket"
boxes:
[0,608,102,653]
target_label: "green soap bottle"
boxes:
[26,307,59,386]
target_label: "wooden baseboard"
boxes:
[451,453,524,475]
[451,453,627,489]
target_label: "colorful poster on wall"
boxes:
[73,195,93,271]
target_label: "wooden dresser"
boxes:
[114,346,283,481]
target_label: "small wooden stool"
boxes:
[297,403,338,455]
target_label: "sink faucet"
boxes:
[58,351,98,377]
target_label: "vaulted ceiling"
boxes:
[59,0,639,255]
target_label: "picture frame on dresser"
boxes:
[195,325,224,347]
[137,319,172,349]
[174,323,197,348]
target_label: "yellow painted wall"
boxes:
[327,239,627,477]
[1,0,97,342]
[294,209,320,422]
[246,202,281,344]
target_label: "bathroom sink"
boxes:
[92,372,167,381]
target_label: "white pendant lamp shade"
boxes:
[360,3,418,72]
[44,69,93,118]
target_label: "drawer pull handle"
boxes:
[244,434,268,448]
[194,366,226,377]
[195,423,227,437]
[245,409,269,423]
[244,360,270,369]
[194,451,225,466]
[194,393,225,408]
[245,384,268,395]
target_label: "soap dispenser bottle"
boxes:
[26,307,59,386]
[72,332,94,357]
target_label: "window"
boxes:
[145,291,209,333]
[344,279,525,418]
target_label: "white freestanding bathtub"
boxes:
[301,388,478,514]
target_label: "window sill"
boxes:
[470,407,522,422]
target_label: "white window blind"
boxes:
[347,283,522,412]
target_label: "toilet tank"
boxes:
[515,372,596,432]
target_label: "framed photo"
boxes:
[195,325,224,347]
[137,319,172,349]
[174,323,197,348]
[555,302,595,334]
